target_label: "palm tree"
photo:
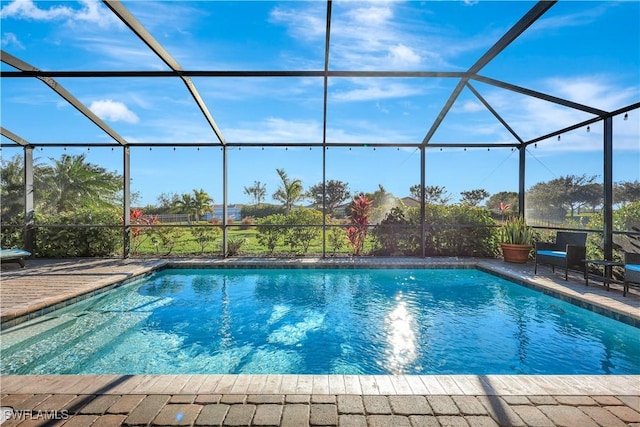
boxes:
[37,153,120,214]
[243,181,267,205]
[272,168,304,213]
[172,193,197,222]
[192,189,214,220]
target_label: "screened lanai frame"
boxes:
[1,0,638,259]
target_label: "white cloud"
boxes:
[544,76,637,112]
[269,1,454,70]
[89,100,139,124]
[460,100,484,113]
[532,3,611,32]
[0,0,120,28]
[1,32,23,49]
[269,4,326,41]
[346,5,393,25]
[332,81,423,102]
[226,118,322,143]
[387,44,421,67]
[0,0,73,20]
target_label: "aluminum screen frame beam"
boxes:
[321,0,333,258]
[473,75,608,117]
[1,50,129,146]
[103,0,226,145]
[1,127,29,146]
[420,1,556,147]
[466,82,524,145]
[1,70,467,78]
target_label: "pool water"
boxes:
[2,268,639,375]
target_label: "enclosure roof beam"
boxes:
[103,0,226,145]
[420,79,468,147]
[1,70,468,78]
[469,1,556,74]
[1,127,29,146]
[466,82,524,145]
[522,102,640,147]
[322,0,332,146]
[473,75,608,116]
[420,1,556,147]
[1,50,129,146]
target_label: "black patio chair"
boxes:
[623,252,640,296]
[534,231,587,280]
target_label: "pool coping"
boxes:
[1,373,638,396]
[2,257,638,329]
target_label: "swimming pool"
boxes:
[2,268,639,375]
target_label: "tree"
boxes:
[272,168,304,213]
[156,192,180,213]
[306,180,350,212]
[172,189,214,221]
[615,180,640,206]
[172,193,196,221]
[460,189,490,207]
[579,183,603,213]
[243,181,267,205]
[527,175,598,218]
[192,189,214,220]
[37,153,121,214]
[410,184,450,205]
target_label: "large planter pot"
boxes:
[500,243,532,264]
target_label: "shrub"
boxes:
[241,204,286,219]
[239,217,254,230]
[326,218,347,255]
[373,204,497,257]
[256,213,287,253]
[226,237,246,256]
[346,194,373,255]
[284,207,323,255]
[586,201,640,261]
[1,212,24,249]
[35,208,121,257]
[150,226,187,256]
[371,206,420,256]
[191,224,221,254]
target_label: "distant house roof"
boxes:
[401,197,420,207]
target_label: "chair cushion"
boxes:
[536,250,567,258]
[627,264,640,273]
[0,248,31,260]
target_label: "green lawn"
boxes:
[131,224,376,256]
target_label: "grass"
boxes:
[131,223,377,256]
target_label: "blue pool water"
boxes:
[2,268,639,375]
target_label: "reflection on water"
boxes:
[384,295,417,374]
[1,268,639,375]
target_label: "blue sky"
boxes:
[1,0,638,207]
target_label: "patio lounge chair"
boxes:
[624,252,640,296]
[534,231,587,280]
[0,248,31,268]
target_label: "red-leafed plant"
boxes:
[128,208,159,254]
[346,193,373,256]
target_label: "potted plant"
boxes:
[499,216,534,263]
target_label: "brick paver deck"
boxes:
[1,257,639,426]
